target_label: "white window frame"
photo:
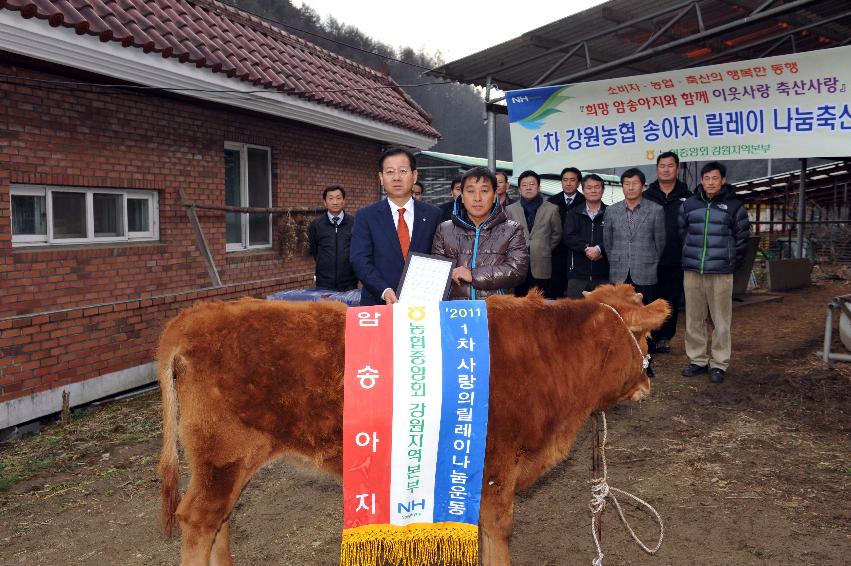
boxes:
[10,184,159,247]
[224,142,273,252]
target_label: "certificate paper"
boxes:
[397,253,454,303]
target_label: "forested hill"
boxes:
[223,0,512,159]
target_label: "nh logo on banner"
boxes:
[341,301,490,566]
[505,45,851,171]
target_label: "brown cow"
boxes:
[157,284,669,566]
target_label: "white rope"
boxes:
[599,302,650,370]
[590,412,665,565]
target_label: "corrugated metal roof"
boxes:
[416,150,626,203]
[430,0,851,91]
[418,150,514,171]
[732,159,850,204]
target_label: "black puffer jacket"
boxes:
[643,179,692,267]
[678,184,750,274]
[431,201,528,300]
[563,204,608,279]
[308,213,358,290]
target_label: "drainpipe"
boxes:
[796,158,806,259]
[485,76,496,172]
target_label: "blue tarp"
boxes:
[266,288,361,306]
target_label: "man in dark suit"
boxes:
[308,184,357,291]
[547,167,585,298]
[439,177,462,222]
[495,171,514,208]
[350,148,442,306]
[643,151,692,353]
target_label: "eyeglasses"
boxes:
[382,168,411,177]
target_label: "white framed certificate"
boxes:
[397,252,455,303]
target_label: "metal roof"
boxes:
[733,159,850,204]
[415,150,626,203]
[417,150,514,172]
[430,0,851,91]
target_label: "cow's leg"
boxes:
[478,481,516,566]
[209,520,233,566]
[176,460,253,566]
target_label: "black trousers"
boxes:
[515,272,549,297]
[625,273,658,354]
[565,276,609,299]
[653,265,684,341]
[548,251,568,299]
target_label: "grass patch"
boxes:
[0,391,161,492]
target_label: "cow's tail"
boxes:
[157,345,181,539]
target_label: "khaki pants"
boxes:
[683,271,734,371]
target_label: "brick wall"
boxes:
[0,61,385,407]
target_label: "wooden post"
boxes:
[179,188,222,288]
[61,390,70,426]
[591,411,602,543]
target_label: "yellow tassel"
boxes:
[341,522,478,566]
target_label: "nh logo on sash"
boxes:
[341,301,490,566]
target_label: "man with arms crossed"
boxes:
[563,174,608,298]
[350,148,442,305]
[643,151,692,353]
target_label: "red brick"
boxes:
[1,62,379,407]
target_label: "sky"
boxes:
[297,1,607,63]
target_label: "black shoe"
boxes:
[646,366,655,379]
[681,364,708,377]
[709,368,726,384]
[655,338,671,353]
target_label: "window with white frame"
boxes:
[10,185,159,246]
[224,142,272,251]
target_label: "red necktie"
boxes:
[397,207,410,260]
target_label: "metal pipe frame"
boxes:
[823,297,851,364]
[465,0,700,81]
[540,0,820,87]
[797,158,807,259]
[485,76,496,173]
[682,7,851,68]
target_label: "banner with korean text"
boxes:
[341,301,490,566]
[505,45,851,172]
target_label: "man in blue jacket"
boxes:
[350,148,442,306]
[679,161,750,383]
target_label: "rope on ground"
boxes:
[590,411,664,566]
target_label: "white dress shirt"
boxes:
[381,197,414,301]
[388,197,414,240]
[326,211,345,224]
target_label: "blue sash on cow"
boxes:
[341,301,490,566]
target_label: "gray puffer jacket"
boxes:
[678,184,750,274]
[431,201,529,299]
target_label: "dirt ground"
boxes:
[2,279,850,566]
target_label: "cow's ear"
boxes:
[582,291,590,298]
[634,292,643,303]
[623,298,671,332]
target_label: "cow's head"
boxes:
[583,284,670,406]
